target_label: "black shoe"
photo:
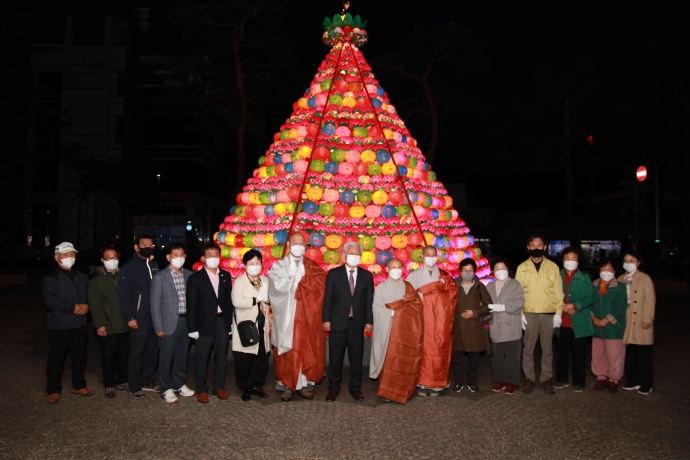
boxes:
[249,387,268,398]
[453,384,464,393]
[241,390,251,402]
[467,384,478,393]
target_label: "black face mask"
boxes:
[529,249,545,258]
[138,247,154,258]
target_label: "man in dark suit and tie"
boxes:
[322,241,374,401]
[186,243,234,404]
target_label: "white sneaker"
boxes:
[163,389,178,404]
[176,385,195,397]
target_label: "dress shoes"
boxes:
[350,390,364,401]
[249,388,268,398]
[241,390,251,402]
[325,390,339,402]
[297,390,314,400]
[214,389,229,400]
[197,392,209,404]
[71,387,94,397]
[281,390,293,402]
[47,393,60,404]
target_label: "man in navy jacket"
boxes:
[120,234,160,398]
[42,242,93,404]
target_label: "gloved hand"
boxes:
[257,284,269,303]
[188,331,200,340]
[488,304,506,312]
[553,315,562,328]
[522,314,528,330]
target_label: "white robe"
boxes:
[369,278,406,379]
[406,265,440,301]
[268,255,311,390]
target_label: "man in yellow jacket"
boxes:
[515,234,563,395]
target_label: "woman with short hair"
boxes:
[231,249,271,401]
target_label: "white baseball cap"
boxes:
[55,242,78,255]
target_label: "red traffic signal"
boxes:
[636,166,648,182]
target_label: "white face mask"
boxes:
[205,257,220,269]
[563,260,579,271]
[60,257,75,269]
[623,263,637,274]
[290,245,305,258]
[388,268,403,280]
[424,256,438,267]
[103,259,119,271]
[170,257,185,269]
[494,269,509,281]
[246,265,262,276]
[346,254,361,267]
[600,271,615,282]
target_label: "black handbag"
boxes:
[233,307,261,347]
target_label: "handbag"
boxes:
[233,307,261,347]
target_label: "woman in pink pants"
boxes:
[590,258,627,393]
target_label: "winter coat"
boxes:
[42,267,88,330]
[453,277,491,352]
[591,278,627,340]
[619,271,656,345]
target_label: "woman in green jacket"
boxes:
[555,247,593,392]
[590,258,627,393]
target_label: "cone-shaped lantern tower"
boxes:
[204,10,489,284]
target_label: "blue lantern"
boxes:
[376,150,390,163]
[302,201,318,215]
[340,190,355,204]
[376,250,393,265]
[381,205,396,218]
[309,233,325,248]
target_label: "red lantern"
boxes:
[334,203,350,217]
[388,191,404,206]
[287,186,301,201]
[408,232,424,247]
[394,248,411,264]
[306,247,323,262]
[353,162,368,176]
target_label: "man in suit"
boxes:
[151,243,195,404]
[322,241,374,401]
[187,242,234,404]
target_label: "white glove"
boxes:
[257,284,269,303]
[522,314,528,330]
[188,331,200,340]
[488,304,506,312]
[553,315,562,328]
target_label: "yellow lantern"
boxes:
[360,149,376,163]
[249,192,261,205]
[372,190,388,205]
[325,234,343,249]
[298,146,312,159]
[361,251,375,265]
[349,205,365,218]
[381,163,396,175]
[391,234,408,249]
[306,187,323,201]
[274,203,287,215]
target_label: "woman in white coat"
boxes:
[231,249,271,401]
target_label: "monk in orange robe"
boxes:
[406,246,459,396]
[370,258,424,404]
[268,232,327,401]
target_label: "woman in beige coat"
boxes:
[619,250,656,395]
[231,249,271,401]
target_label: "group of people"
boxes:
[42,232,656,406]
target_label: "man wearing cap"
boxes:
[42,242,93,404]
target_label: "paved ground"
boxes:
[0,286,689,459]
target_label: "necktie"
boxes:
[349,270,355,317]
